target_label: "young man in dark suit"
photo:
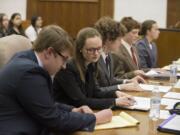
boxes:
[0,25,112,135]
[94,17,145,92]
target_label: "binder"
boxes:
[157,114,180,134]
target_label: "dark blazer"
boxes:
[0,50,96,135]
[53,59,117,110]
[113,44,140,79]
[0,29,8,38]
[8,27,26,37]
[96,53,124,92]
[136,37,158,68]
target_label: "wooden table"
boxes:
[72,80,180,135]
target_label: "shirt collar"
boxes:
[101,51,109,63]
[34,52,43,67]
[121,39,132,50]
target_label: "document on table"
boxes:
[174,79,180,88]
[163,92,180,100]
[161,98,180,110]
[162,65,180,71]
[124,96,150,111]
[95,111,139,130]
[139,84,172,93]
[145,70,170,79]
[160,110,171,120]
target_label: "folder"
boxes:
[157,114,180,134]
[95,112,139,130]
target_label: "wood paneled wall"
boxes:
[156,29,180,67]
[167,0,180,28]
[27,0,114,38]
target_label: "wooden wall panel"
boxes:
[167,0,180,27]
[27,0,114,37]
[155,29,180,67]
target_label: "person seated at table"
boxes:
[113,17,146,79]
[8,13,26,36]
[25,15,43,42]
[94,17,145,92]
[136,20,160,68]
[0,25,113,135]
[0,13,9,38]
[53,27,136,110]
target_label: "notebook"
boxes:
[158,114,180,134]
[95,111,139,130]
[139,84,172,93]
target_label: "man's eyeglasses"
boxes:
[85,47,102,54]
[54,49,69,62]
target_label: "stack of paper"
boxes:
[95,112,139,130]
[163,92,180,100]
[160,110,171,120]
[123,96,150,111]
[174,79,180,88]
[145,70,170,79]
[161,98,180,110]
[139,84,172,93]
[162,65,180,71]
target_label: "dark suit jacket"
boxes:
[96,53,124,92]
[53,59,117,110]
[136,37,157,68]
[113,44,141,79]
[0,50,96,135]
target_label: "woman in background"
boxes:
[0,13,9,38]
[8,13,25,36]
[25,16,43,42]
[136,20,160,68]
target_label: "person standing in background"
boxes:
[0,13,9,38]
[136,20,160,68]
[25,16,43,43]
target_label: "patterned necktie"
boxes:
[130,47,138,66]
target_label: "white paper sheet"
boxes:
[174,79,180,89]
[126,96,150,111]
[161,98,180,110]
[139,84,172,93]
[162,65,180,71]
[163,92,180,100]
[160,110,171,120]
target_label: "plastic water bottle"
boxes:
[149,85,161,121]
[169,61,177,86]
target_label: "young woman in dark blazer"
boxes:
[53,27,135,110]
[0,13,9,38]
[8,13,26,36]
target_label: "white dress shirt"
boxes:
[25,25,41,42]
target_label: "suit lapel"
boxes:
[99,56,111,80]
[120,45,138,70]
[109,54,114,78]
[144,38,155,66]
